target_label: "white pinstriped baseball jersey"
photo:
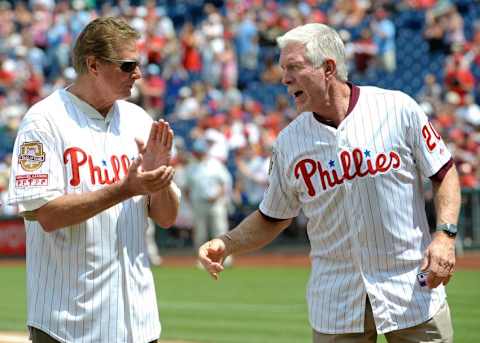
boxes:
[8,89,165,342]
[259,85,451,334]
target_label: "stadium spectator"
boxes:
[173,85,200,120]
[261,55,283,84]
[370,6,396,73]
[234,10,259,88]
[171,138,194,232]
[455,94,480,127]
[235,143,270,211]
[138,63,166,117]
[352,27,378,75]
[424,8,450,54]
[328,0,367,29]
[418,73,443,113]
[180,21,203,81]
[444,52,475,105]
[185,138,233,264]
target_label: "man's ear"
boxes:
[86,56,99,76]
[324,59,337,80]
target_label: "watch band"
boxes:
[436,223,458,238]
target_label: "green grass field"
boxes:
[0,266,479,343]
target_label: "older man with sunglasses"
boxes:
[7,17,180,343]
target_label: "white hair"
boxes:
[277,23,348,82]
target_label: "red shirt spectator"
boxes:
[444,54,475,105]
[181,22,202,73]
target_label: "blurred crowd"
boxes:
[0,0,479,224]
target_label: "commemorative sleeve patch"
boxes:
[15,174,49,188]
[18,141,46,171]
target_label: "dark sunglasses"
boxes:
[100,57,140,73]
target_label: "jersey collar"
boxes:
[63,88,115,124]
[312,82,360,128]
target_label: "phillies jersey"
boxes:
[8,89,161,342]
[260,85,451,334]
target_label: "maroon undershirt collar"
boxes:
[312,82,360,128]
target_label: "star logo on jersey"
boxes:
[328,160,335,168]
[18,141,46,172]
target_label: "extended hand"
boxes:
[198,238,227,280]
[421,233,456,288]
[136,120,173,171]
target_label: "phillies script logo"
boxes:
[64,147,132,186]
[294,148,401,196]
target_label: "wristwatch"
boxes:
[436,223,458,238]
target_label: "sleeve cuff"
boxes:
[258,209,288,222]
[429,158,454,183]
[15,192,64,212]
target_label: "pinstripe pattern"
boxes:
[259,86,450,334]
[8,89,161,342]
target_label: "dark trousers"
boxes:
[30,327,159,343]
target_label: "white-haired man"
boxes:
[198,23,460,343]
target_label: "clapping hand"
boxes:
[122,120,175,196]
[136,119,173,171]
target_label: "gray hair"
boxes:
[276,23,348,82]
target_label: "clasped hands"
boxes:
[123,119,175,196]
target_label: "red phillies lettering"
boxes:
[64,147,87,186]
[390,151,401,169]
[64,147,130,186]
[340,151,353,180]
[111,155,122,182]
[352,148,368,177]
[294,159,316,196]
[294,149,402,195]
[88,156,116,185]
[121,155,131,173]
[317,160,343,192]
[374,153,387,173]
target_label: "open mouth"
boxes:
[294,91,304,98]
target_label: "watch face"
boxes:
[443,229,457,237]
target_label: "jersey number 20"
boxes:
[421,122,441,152]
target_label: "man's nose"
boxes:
[133,66,142,79]
[282,72,292,85]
